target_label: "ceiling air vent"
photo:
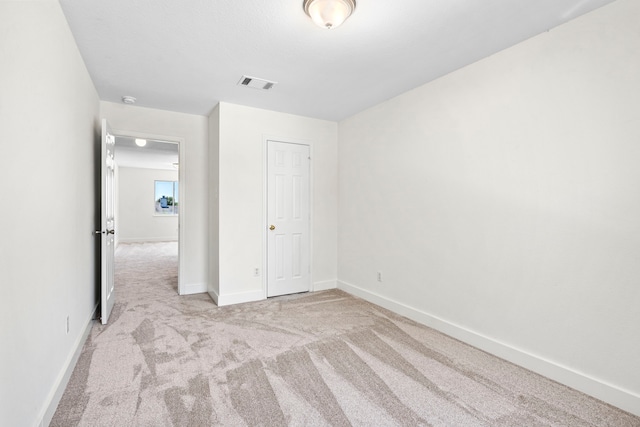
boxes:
[238,75,277,90]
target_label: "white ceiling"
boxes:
[115,136,179,171]
[59,0,616,121]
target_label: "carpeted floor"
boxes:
[51,242,639,426]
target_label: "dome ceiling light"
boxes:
[303,0,356,30]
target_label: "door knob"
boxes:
[269,225,275,231]
[95,230,116,235]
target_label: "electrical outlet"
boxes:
[66,316,70,334]
[253,267,260,277]
[377,271,383,282]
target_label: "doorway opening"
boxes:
[113,133,184,295]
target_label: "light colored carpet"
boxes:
[51,242,639,426]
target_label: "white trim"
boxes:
[40,303,98,427]
[313,280,337,291]
[117,237,179,244]
[111,128,186,296]
[261,137,267,300]
[181,282,207,295]
[337,280,640,417]
[262,135,315,299]
[177,137,186,296]
[216,289,265,307]
[208,289,220,305]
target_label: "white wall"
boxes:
[338,0,640,415]
[117,167,179,243]
[210,102,338,305]
[0,2,100,426]
[100,102,209,294]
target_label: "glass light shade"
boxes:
[135,138,147,147]
[304,0,356,29]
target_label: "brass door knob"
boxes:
[269,225,275,230]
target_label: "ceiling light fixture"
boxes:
[303,0,356,29]
[122,95,137,104]
[135,138,147,147]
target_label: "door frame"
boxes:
[262,135,314,299]
[112,128,186,295]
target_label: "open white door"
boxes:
[99,119,116,324]
[267,140,311,297]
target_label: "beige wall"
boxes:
[100,102,209,294]
[0,2,100,426]
[211,102,338,305]
[337,0,640,415]
[117,167,179,243]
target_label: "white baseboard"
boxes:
[208,288,220,305]
[313,280,337,292]
[180,282,207,295]
[337,280,640,417]
[215,289,265,307]
[40,303,98,427]
[118,237,178,243]
[208,281,337,306]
